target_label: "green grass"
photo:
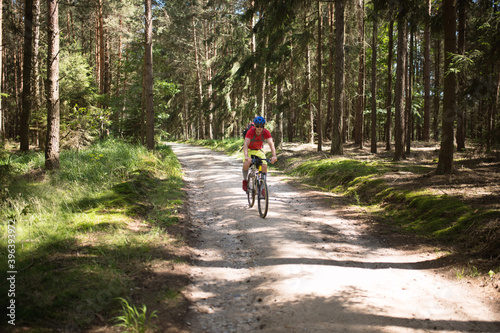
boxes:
[286,157,495,239]
[0,140,185,329]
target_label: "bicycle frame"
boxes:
[246,155,270,218]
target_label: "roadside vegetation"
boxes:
[185,138,500,273]
[1,137,498,330]
[0,139,189,331]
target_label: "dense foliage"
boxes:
[0,0,499,160]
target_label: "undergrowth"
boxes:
[0,140,185,330]
[280,155,500,257]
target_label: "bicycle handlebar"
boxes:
[250,155,272,166]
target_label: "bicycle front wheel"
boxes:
[257,179,269,218]
[247,173,255,207]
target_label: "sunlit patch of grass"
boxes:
[290,158,389,189]
[276,151,496,249]
[0,140,185,329]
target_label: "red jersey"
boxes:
[246,127,271,150]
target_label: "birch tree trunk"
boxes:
[45,0,60,170]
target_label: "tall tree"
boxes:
[422,0,431,141]
[317,1,323,151]
[0,0,3,138]
[371,12,378,154]
[433,39,441,141]
[305,12,313,144]
[32,0,41,146]
[436,0,457,174]
[393,3,408,161]
[20,0,34,152]
[45,0,60,170]
[144,0,154,150]
[331,0,345,155]
[355,0,365,148]
[385,20,394,150]
[456,0,466,151]
[405,28,414,155]
[192,15,204,139]
[326,3,334,140]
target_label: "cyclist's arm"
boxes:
[243,137,251,162]
[266,137,278,164]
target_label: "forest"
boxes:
[0,0,499,329]
[0,0,499,168]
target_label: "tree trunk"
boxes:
[260,36,268,119]
[331,0,345,155]
[433,39,441,141]
[95,15,100,89]
[144,0,154,150]
[317,1,323,151]
[436,0,457,175]
[423,0,431,141]
[492,61,499,150]
[288,36,295,142]
[98,0,105,99]
[45,0,60,170]
[0,0,2,138]
[405,28,414,155]
[355,0,365,148]
[192,16,204,140]
[394,8,408,161]
[305,13,313,144]
[456,0,466,151]
[275,65,284,149]
[204,21,213,139]
[20,0,34,151]
[32,0,41,146]
[326,3,334,140]
[371,14,377,154]
[385,20,394,150]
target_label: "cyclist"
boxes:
[242,116,277,191]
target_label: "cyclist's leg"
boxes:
[242,156,251,172]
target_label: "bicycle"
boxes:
[246,155,271,218]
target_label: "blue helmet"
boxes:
[253,116,266,125]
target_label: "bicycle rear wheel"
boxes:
[247,173,255,207]
[257,178,268,218]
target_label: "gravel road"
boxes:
[169,142,500,333]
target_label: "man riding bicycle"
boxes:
[242,116,277,191]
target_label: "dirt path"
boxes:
[169,143,500,333]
